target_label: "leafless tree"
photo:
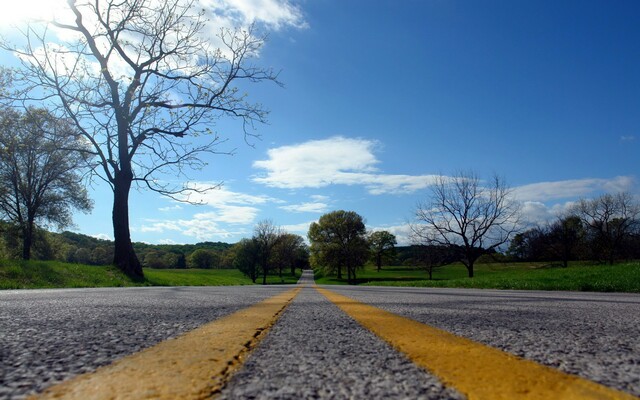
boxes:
[2,0,280,277]
[412,172,521,277]
[573,192,640,264]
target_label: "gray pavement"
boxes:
[1,274,638,399]
[0,285,288,399]
[325,285,640,397]
[217,272,463,399]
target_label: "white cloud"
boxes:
[204,0,308,30]
[138,184,275,240]
[280,201,328,213]
[90,233,113,241]
[182,184,274,207]
[513,176,635,202]
[368,224,414,246]
[159,205,183,212]
[253,136,441,195]
[281,220,316,235]
[140,212,252,241]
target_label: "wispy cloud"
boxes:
[158,204,183,212]
[513,176,635,202]
[620,135,636,142]
[253,136,441,195]
[205,0,308,30]
[138,184,276,240]
[280,202,329,213]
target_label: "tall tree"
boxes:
[233,238,260,283]
[4,0,280,277]
[545,215,585,268]
[272,233,307,277]
[412,172,521,278]
[0,107,92,260]
[254,220,282,285]
[368,230,397,272]
[308,210,369,284]
[573,193,640,264]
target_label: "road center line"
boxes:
[316,286,636,400]
[33,287,302,400]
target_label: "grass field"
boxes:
[0,260,299,289]
[314,262,640,293]
[2,259,639,293]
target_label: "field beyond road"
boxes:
[315,261,640,293]
[0,260,298,290]
[1,260,639,293]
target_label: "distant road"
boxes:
[1,274,638,399]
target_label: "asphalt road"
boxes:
[1,273,638,399]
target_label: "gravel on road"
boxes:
[0,285,288,399]
[217,283,464,400]
[325,285,640,397]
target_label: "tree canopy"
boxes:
[0,107,92,260]
[308,210,369,284]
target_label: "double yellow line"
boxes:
[34,286,635,400]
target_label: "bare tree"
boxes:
[0,107,92,260]
[573,192,640,264]
[412,172,521,278]
[3,0,280,277]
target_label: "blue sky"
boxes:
[1,0,638,245]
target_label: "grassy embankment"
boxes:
[314,261,640,293]
[0,260,299,290]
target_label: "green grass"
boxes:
[0,260,299,289]
[315,262,640,293]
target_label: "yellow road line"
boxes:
[316,287,636,400]
[34,287,301,400]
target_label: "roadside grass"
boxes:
[315,262,640,293]
[0,260,299,289]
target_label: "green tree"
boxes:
[0,107,92,260]
[308,210,369,285]
[272,233,307,277]
[254,220,282,285]
[4,0,280,278]
[368,230,397,272]
[188,249,220,269]
[234,238,260,283]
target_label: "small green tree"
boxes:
[368,230,397,272]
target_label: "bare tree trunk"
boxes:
[112,172,142,279]
[467,260,475,278]
[21,221,33,260]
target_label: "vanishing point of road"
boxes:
[1,271,638,399]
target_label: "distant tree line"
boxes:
[508,193,640,266]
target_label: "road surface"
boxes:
[0,271,638,399]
